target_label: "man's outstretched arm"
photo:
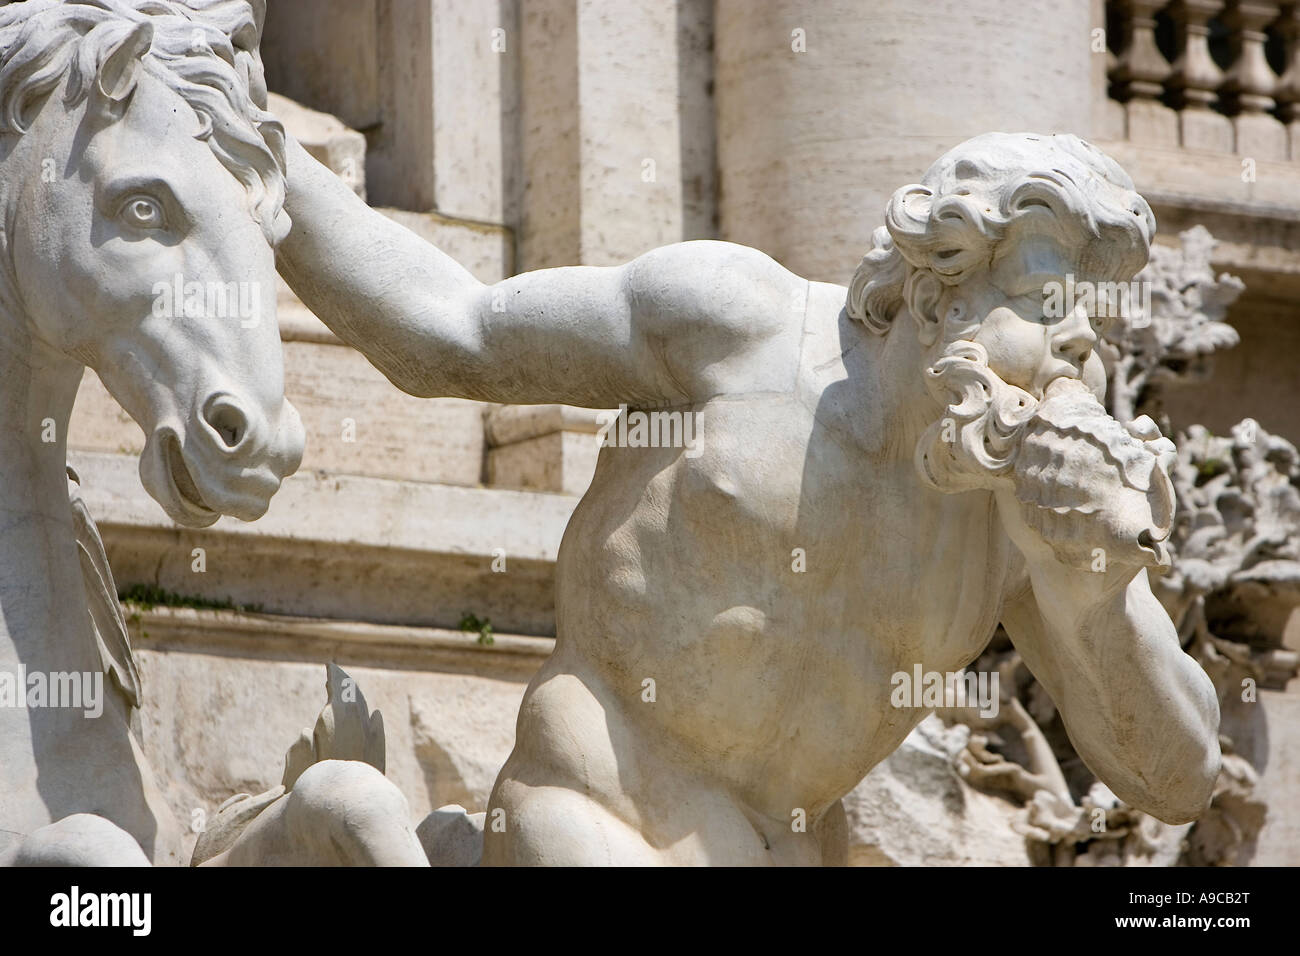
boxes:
[275,138,803,409]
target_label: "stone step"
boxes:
[70,451,578,637]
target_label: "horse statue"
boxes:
[0,0,427,866]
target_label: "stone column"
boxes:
[1276,3,1300,159]
[262,0,382,135]
[368,0,517,219]
[1093,0,1127,141]
[1112,0,1179,148]
[263,0,518,224]
[714,0,1096,285]
[505,0,714,498]
[516,0,714,270]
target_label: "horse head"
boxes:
[0,0,303,526]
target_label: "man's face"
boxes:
[954,242,1109,402]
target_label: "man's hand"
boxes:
[994,484,1138,607]
[998,378,1176,576]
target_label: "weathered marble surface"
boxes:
[1,0,1239,868]
[278,125,1223,864]
[910,227,1300,867]
[0,0,420,866]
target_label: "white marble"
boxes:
[278,127,1223,864]
[1,0,1227,868]
[0,0,421,867]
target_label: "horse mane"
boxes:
[0,0,284,242]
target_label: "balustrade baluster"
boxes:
[1224,0,1287,158]
[1114,0,1180,145]
[1274,3,1300,158]
[1170,0,1235,149]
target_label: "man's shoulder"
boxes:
[625,240,826,344]
[630,239,793,278]
[622,241,851,398]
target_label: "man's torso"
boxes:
[501,278,1019,854]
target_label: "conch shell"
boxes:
[1013,378,1176,570]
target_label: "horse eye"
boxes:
[120,195,165,230]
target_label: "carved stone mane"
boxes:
[0,0,285,241]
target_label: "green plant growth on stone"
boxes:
[1196,458,1228,483]
[459,611,495,646]
[118,583,263,614]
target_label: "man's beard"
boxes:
[915,339,1175,571]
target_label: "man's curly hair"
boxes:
[848,133,1158,497]
[847,132,1156,337]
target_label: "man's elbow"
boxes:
[1125,702,1222,825]
[366,296,483,400]
[1146,736,1221,825]
[1081,689,1222,825]
[1154,667,1224,824]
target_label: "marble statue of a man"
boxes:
[276,130,1221,865]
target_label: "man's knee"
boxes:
[291,760,405,823]
[8,814,149,867]
[287,760,426,865]
[485,781,657,866]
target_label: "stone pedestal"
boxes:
[1235,112,1289,160]
[1126,99,1180,147]
[486,405,604,496]
[1180,107,1235,153]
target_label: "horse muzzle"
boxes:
[140,395,304,527]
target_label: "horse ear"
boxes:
[96,20,153,105]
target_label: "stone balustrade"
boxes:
[1106,0,1300,159]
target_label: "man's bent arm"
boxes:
[276,138,802,408]
[999,563,1221,825]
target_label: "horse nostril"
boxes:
[203,397,250,451]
